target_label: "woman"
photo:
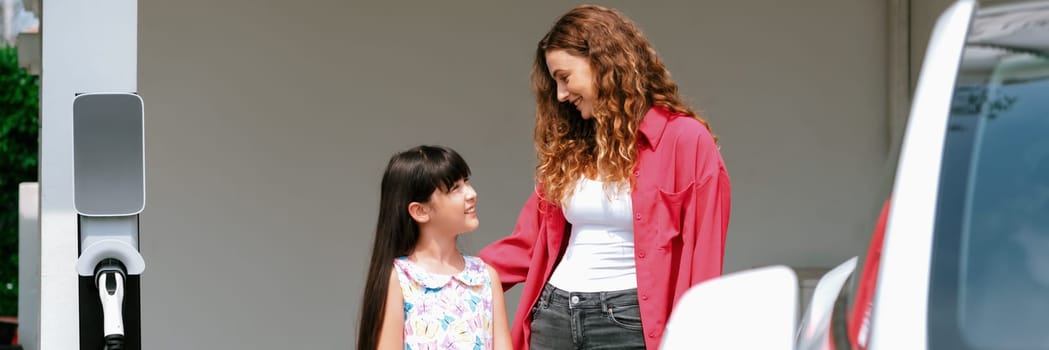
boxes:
[479,4,732,350]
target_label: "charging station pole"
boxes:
[33,1,143,349]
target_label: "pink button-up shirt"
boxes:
[480,106,732,350]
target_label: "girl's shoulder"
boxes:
[461,255,494,286]
[462,255,490,273]
[391,256,412,271]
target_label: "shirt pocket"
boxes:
[651,183,694,245]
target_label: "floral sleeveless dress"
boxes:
[393,255,494,350]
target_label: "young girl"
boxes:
[357,145,512,350]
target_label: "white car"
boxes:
[661,1,1049,349]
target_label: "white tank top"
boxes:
[547,178,637,292]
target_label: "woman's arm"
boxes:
[488,266,513,350]
[479,191,544,291]
[687,166,731,283]
[376,269,404,350]
[678,122,732,284]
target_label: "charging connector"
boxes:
[95,258,126,350]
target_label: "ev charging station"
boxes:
[72,93,146,349]
[19,1,145,349]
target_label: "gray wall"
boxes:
[138,1,887,348]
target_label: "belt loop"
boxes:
[538,284,549,308]
[599,291,610,311]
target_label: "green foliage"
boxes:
[0,45,40,316]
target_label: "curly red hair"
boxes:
[532,4,717,204]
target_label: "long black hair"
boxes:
[357,145,472,350]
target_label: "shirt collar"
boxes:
[638,106,672,150]
[395,256,487,288]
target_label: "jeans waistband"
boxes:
[538,283,639,310]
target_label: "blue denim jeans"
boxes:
[529,283,647,349]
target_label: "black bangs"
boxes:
[386,145,471,201]
[418,145,471,193]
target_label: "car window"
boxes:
[928,8,1049,349]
